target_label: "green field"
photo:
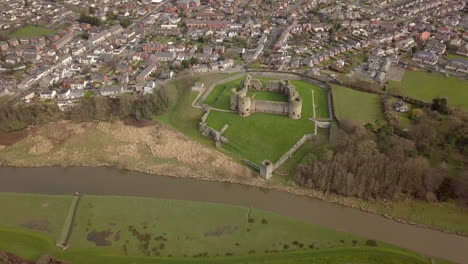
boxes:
[206,80,328,164]
[388,70,468,110]
[446,53,468,60]
[332,85,384,125]
[0,193,447,264]
[10,25,57,38]
[0,193,73,239]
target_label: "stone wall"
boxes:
[254,100,289,115]
[272,134,313,170]
[199,110,228,146]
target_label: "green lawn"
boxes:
[248,90,288,102]
[446,53,468,60]
[206,80,327,164]
[388,70,468,110]
[332,84,384,125]
[157,73,229,142]
[0,194,445,264]
[0,193,73,239]
[10,25,57,38]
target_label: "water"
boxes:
[0,166,467,264]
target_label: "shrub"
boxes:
[365,240,378,247]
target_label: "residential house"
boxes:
[445,58,468,73]
[412,51,439,65]
[40,90,57,99]
[425,39,446,54]
[136,63,158,82]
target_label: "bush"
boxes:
[365,240,378,247]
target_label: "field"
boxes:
[9,25,57,38]
[0,193,73,239]
[388,70,468,110]
[0,193,446,264]
[446,53,468,60]
[205,80,329,164]
[331,84,384,125]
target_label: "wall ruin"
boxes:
[230,75,302,119]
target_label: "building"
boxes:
[136,63,158,82]
[425,39,446,54]
[186,20,229,29]
[412,51,439,65]
[445,58,468,73]
[52,32,74,50]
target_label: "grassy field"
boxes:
[0,194,446,264]
[157,73,229,142]
[446,53,468,60]
[205,80,328,164]
[332,84,384,125]
[388,70,468,110]
[0,193,73,239]
[10,25,57,38]
[366,199,468,235]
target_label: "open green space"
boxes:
[157,73,229,141]
[206,80,328,164]
[446,53,468,60]
[365,199,468,236]
[0,193,73,239]
[388,70,468,110]
[0,193,448,264]
[332,84,384,125]
[9,25,57,38]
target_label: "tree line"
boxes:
[0,89,171,132]
[296,103,468,206]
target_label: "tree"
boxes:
[120,18,132,28]
[88,6,96,15]
[432,98,450,114]
[182,60,189,69]
[189,57,199,65]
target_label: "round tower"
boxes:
[238,95,252,117]
[288,96,302,119]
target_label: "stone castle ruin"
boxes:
[230,75,302,119]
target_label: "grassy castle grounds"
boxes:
[203,78,329,164]
[9,25,57,38]
[0,193,454,264]
[331,84,385,125]
[388,70,468,110]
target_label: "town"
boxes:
[0,0,466,110]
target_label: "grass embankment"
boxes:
[0,193,444,264]
[364,199,468,235]
[205,80,328,164]
[9,25,57,38]
[157,73,229,141]
[388,70,468,110]
[331,84,384,125]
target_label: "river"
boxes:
[0,166,467,264]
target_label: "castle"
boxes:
[230,75,302,119]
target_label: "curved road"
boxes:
[0,166,467,264]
